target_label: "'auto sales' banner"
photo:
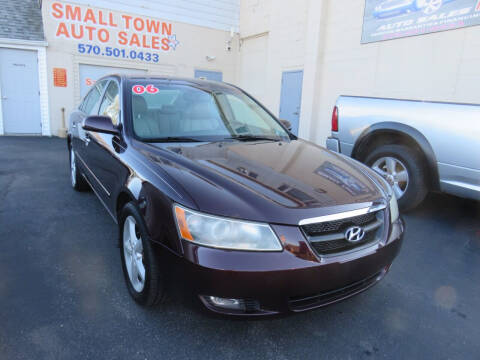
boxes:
[362,0,480,43]
[47,1,181,65]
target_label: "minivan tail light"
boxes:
[332,106,339,132]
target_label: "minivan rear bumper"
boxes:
[180,218,404,316]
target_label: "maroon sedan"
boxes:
[67,75,404,316]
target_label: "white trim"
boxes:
[298,204,386,226]
[0,38,48,47]
[0,41,51,136]
[0,80,3,135]
[37,47,51,136]
[298,0,328,141]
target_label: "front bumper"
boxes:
[180,218,404,316]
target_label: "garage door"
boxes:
[79,64,147,97]
[0,48,41,134]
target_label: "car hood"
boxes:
[138,139,385,225]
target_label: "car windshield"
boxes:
[129,81,290,142]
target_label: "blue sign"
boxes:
[362,0,480,43]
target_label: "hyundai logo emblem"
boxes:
[345,226,365,243]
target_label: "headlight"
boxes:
[173,205,283,251]
[389,193,399,223]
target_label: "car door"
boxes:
[71,80,108,174]
[84,78,130,213]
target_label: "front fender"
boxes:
[115,176,183,255]
[138,181,183,255]
[353,122,440,190]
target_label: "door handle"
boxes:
[84,134,91,145]
[1,96,7,100]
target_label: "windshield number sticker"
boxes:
[132,84,159,94]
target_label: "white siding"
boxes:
[37,47,51,136]
[71,0,240,31]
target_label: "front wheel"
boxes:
[365,144,428,211]
[119,202,165,306]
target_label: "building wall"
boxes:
[311,0,480,144]
[238,0,309,114]
[41,0,480,141]
[239,0,480,146]
[71,0,240,32]
[42,0,240,137]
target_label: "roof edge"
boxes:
[0,38,48,47]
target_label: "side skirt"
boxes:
[81,173,118,224]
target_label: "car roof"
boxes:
[97,74,238,92]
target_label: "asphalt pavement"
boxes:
[1,136,479,360]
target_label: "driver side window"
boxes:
[80,80,108,115]
[99,81,120,125]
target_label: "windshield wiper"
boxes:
[147,137,204,143]
[224,135,281,142]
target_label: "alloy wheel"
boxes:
[371,156,410,199]
[123,216,146,292]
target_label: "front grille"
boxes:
[302,212,376,237]
[289,270,384,312]
[301,209,385,257]
[311,232,377,255]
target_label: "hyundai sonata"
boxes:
[67,75,404,315]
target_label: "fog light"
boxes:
[208,296,246,311]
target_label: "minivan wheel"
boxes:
[70,147,89,191]
[119,202,164,306]
[365,144,428,211]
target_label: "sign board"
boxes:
[362,0,480,43]
[48,1,181,64]
[53,67,67,87]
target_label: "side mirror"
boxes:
[83,115,120,135]
[280,119,292,131]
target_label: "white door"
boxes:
[279,70,304,136]
[79,64,147,97]
[0,48,41,134]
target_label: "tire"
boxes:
[119,202,164,306]
[364,144,428,211]
[69,146,89,191]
